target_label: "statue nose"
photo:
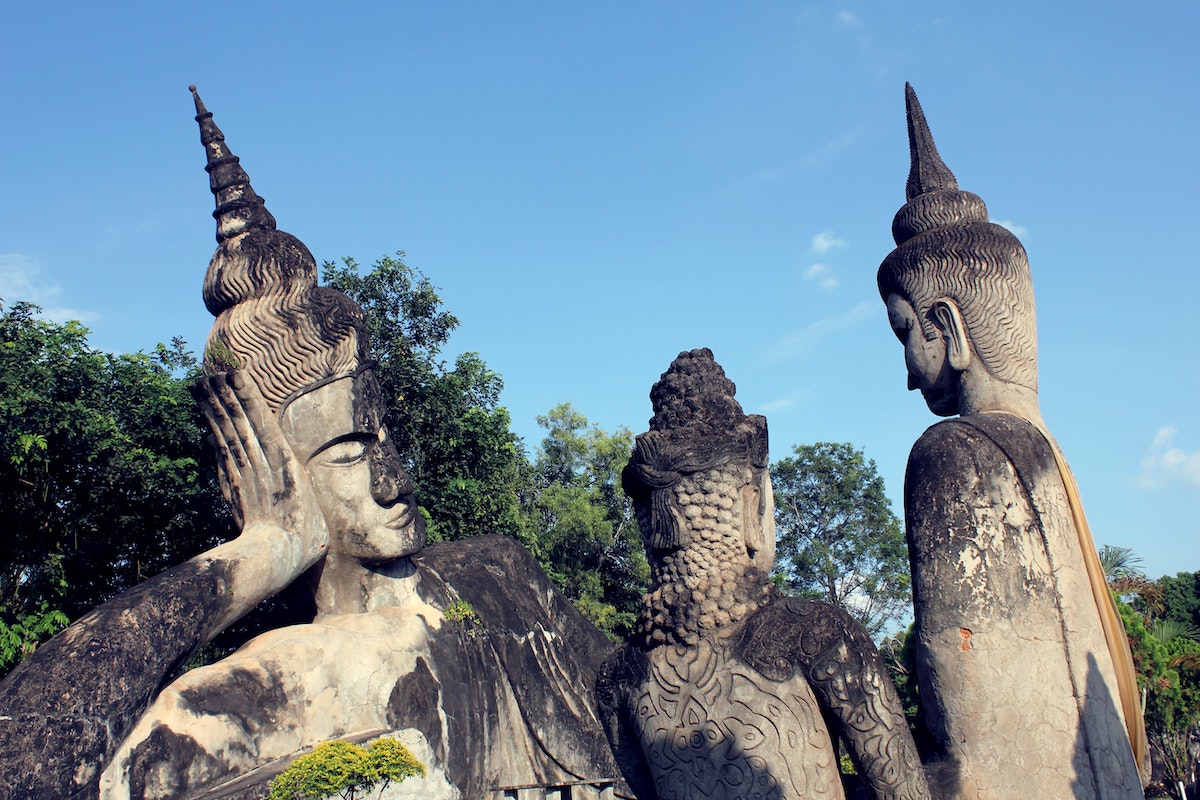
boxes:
[369,437,413,504]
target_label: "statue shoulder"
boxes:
[908,414,1056,487]
[908,417,991,466]
[414,535,614,664]
[736,597,876,682]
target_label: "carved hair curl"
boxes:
[192,87,368,412]
[624,349,768,551]
[877,85,1038,392]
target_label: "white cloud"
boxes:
[1134,426,1200,489]
[811,230,846,255]
[0,254,99,324]
[992,219,1028,237]
[738,128,865,186]
[767,301,875,361]
[758,388,816,415]
[759,396,797,413]
[803,263,840,291]
[837,10,861,27]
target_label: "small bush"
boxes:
[443,599,483,638]
[267,737,424,800]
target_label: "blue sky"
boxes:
[2,2,1196,580]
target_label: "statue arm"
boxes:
[800,602,930,800]
[596,646,658,800]
[0,371,328,799]
[739,600,931,800]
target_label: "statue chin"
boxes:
[924,388,959,417]
[340,513,427,565]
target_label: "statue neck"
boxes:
[313,553,419,617]
[957,368,1044,427]
[638,545,774,648]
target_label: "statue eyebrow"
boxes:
[306,432,375,463]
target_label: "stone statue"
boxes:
[596,348,931,800]
[0,88,622,800]
[876,84,1148,799]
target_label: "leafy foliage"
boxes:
[0,597,69,676]
[1158,571,1200,630]
[770,442,910,639]
[322,254,526,543]
[523,403,648,639]
[879,626,922,733]
[1102,544,1164,615]
[0,301,232,676]
[1106,560,1200,791]
[442,599,483,638]
[266,738,424,800]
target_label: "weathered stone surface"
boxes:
[0,552,235,800]
[877,84,1146,799]
[102,537,619,800]
[0,87,623,800]
[598,349,930,800]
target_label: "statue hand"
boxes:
[192,371,329,568]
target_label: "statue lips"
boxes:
[381,504,416,530]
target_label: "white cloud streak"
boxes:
[766,301,875,362]
[0,254,99,324]
[739,129,865,186]
[1134,426,1200,489]
[803,263,839,291]
[811,230,846,255]
[992,219,1028,237]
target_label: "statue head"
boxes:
[191,86,424,564]
[623,349,775,645]
[877,84,1038,416]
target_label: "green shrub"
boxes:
[443,599,483,638]
[267,738,424,800]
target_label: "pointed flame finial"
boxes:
[904,83,959,200]
[189,85,276,242]
[890,84,989,245]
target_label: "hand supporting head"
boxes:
[191,87,423,582]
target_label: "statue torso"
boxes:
[101,536,618,800]
[904,413,1142,800]
[630,635,843,800]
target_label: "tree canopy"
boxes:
[322,254,527,543]
[770,442,910,639]
[522,403,648,639]
[0,300,232,673]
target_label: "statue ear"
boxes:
[932,299,971,372]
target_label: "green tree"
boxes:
[878,624,930,751]
[1158,571,1200,630]
[267,738,423,800]
[0,301,232,675]
[524,403,648,638]
[1101,544,1163,615]
[1115,596,1200,792]
[322,254,527,543]
[770,442,910,639]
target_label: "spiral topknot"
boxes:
[192,87,368,412]
[878,84,1038,392]
[191,85,277,244]
[648,348,744,437]
[625,349,768,551]
[890,83,991,246]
